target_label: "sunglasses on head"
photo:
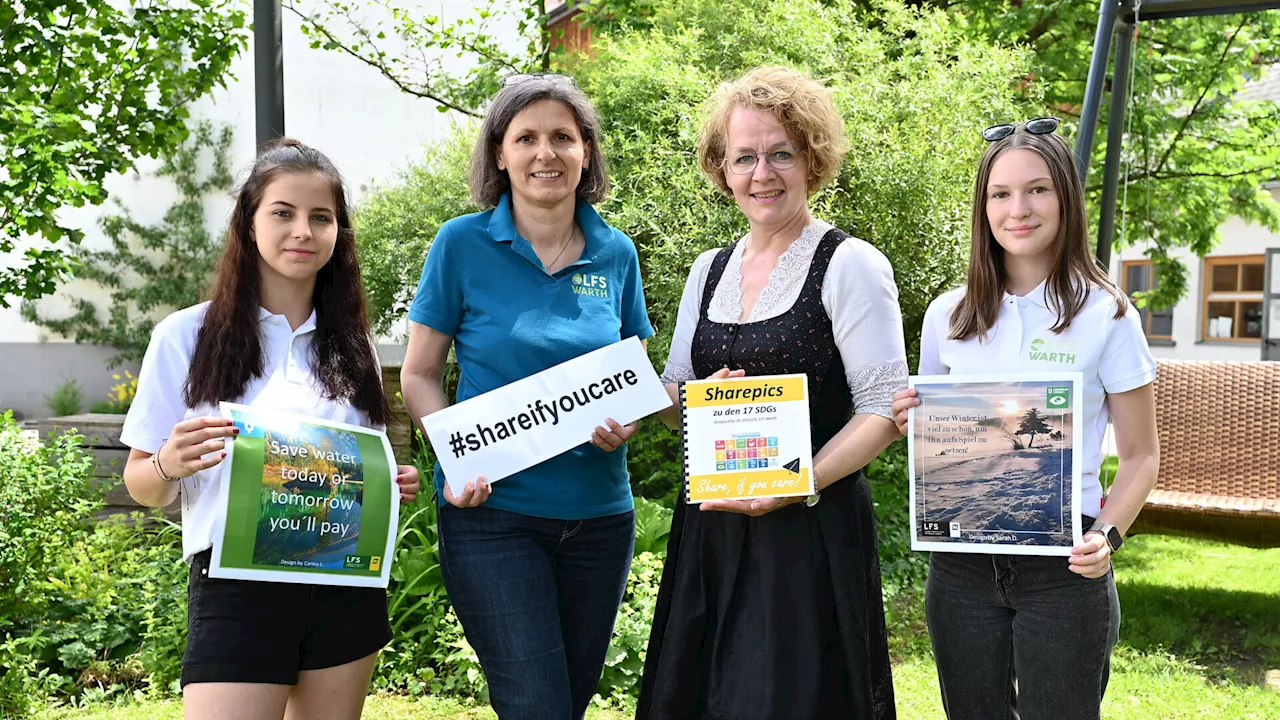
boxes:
[500,72,576,88]
[982,116,1060,142]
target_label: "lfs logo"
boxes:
[571,273,609,298]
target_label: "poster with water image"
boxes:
[209,402,399,587]
[908,373,1083,556]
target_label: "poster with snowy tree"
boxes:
[908,373,1083,556]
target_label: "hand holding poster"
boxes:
[210,403,399,587]
[681,374,814,503]
[908,373,1083,556]
[421,336,671,497]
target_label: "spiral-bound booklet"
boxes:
[681,374,813,503]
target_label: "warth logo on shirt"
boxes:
[1028,337,1077,364]
[571,272,609,298]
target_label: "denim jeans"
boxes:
[438,504,635,720]
[925,549,1121,720]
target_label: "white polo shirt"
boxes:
[918,280,1157,517]
[121,302,375,562]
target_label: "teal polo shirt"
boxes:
[408,192,655,520]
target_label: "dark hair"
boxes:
[950,126,1126,340]
[184,138,391,426]
[468,75,609,207]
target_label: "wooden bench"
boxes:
[1129,359,1280,548]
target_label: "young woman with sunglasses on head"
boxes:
[891,117,1160,720]
[120,138,421,720]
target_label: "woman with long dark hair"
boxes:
[121,138,420,720]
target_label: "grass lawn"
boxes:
[32,697,631,720]
[35,535,1280,720]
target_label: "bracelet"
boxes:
[152,449,180,483]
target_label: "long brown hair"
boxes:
[950,126,1127,341]
[184,138,391,426]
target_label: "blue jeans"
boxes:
[438,504,635,720]
[925,551,1121,720]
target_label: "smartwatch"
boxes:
[1089,522,1123,554]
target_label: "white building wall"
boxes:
[1,1,520,419]
[1110,187,1280,362]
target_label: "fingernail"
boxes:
[232,428,240,435]
[221,452,227,458]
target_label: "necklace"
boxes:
[543,225,579,273]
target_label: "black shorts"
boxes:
[181,550,392,687]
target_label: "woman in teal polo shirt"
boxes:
[401,73,653,720]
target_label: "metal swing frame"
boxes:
[1076,2,1280,548]
[1075,0,1280,268]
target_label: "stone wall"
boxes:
[36,413,179,523]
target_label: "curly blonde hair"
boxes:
[697,66,849,196]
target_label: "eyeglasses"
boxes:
[501,72,576,87]
[982,117,1060,142]
[724,144,805,175]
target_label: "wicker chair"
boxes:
[1128,359,1280,548]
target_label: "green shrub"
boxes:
[374,496,454,696]
[595,551,665,708]
[27,517,187,704]
[864,439,925,595]
[0,633,51,718]
[373,435,489,700]
[355,125,478,338]
[632,495,672,556]
[626,419,682,504]
[44,378,85,418]
[0,412,100,621]
[576,0,1034,366]
[0,413,188,714]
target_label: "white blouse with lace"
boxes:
[661,221,908,419]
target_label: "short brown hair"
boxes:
[468,75,609,207]
[697,66,849,196]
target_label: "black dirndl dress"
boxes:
[636,228,896,720]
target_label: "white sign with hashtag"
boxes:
[421,336,672,497]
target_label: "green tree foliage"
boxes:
[577,0,1032,364]
[355,126,477,337]
[915,0,1280,309]
[355,0,1032,361]
[0,0,247,307]
[284,0,549,117]
[21,122,233,367]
